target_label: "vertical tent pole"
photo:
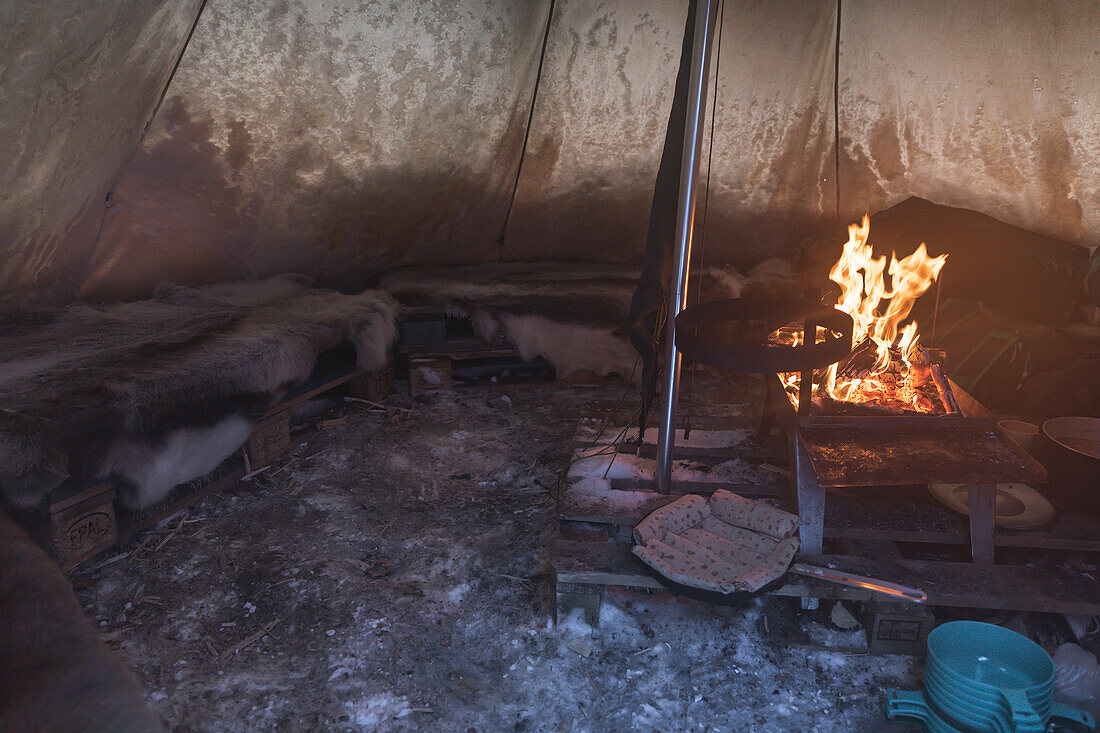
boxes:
[655,0,719,494]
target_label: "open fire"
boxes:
[776,216,954,415]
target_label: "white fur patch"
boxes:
[106,416,254,508]
[379,261,775,386]
[497,314,639,382]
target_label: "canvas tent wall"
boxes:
[2,0,1098,309]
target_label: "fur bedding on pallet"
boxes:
[379,261,796,381]
[0,275,397,510]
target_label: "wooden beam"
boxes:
[606,478,785,496]
[967,483,997,564]
[552,537,1100,615]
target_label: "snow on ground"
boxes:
[72,376,922,732]
[507,590,922,732]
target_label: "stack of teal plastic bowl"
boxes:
[886,620,1095,732]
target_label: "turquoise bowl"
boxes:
[886,621,1094,732]
[926,621,1051,731]
[924,655,1051,722]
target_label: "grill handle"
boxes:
[789,563,928,603]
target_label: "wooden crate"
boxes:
[48,479,119,570]
[350,366,394,401]
[247,410,292,467]
[863,600,935,656]
[409,357,452,396]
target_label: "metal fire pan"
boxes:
[674,297,853,374]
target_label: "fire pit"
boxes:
[774,215,951,417]
[674,217,1047,569]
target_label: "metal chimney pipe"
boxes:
[655,0,719,494]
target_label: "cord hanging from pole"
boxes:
[832,0,842,224]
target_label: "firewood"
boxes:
[930,363,961,414]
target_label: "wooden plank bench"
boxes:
[32,348,389,570]
[552,533,1100,626]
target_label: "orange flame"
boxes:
[782,215,947,413]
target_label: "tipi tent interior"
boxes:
[2,1,1100,730]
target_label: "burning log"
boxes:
[834,337,882,380]
[930,363,960,415]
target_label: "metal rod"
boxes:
[655,0,719,494]
[788,563,928,603]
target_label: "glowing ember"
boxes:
[778,215,949,414]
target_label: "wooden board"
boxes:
[49,477,120,513]
[799,417,1045,487]
[49,485,119,570]
[573,423,785,462]
[248,410,292,467]
[409,357,453,396]
[601,414,761,432]
[821,487,1100,552]
[400,338,519,361]
[552,536,1100,615]
[560,489,677,526]
[605,477,786,495]
[274,363,367,414]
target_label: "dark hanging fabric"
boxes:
[627,0,700,436]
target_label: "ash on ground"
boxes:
[73,382,922,732]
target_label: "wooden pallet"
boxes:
[45,479,120,571]
[32,355,383,570]
[401,337,526,395]
[560,483,786,529]
[248,361,391,466]
[573,421,785,463]
[561,481,1100,555]
[552,532,1100,624]
[555,475,1100,628]
[576,382,1100,558]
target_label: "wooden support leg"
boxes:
[967,483,997,565]
[556,582,604,627]
[793,432,825,610]
[757,384,775,441]
[794,435,825,558]
[247,410,291,468]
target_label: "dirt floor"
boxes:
[73,377,932,732]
